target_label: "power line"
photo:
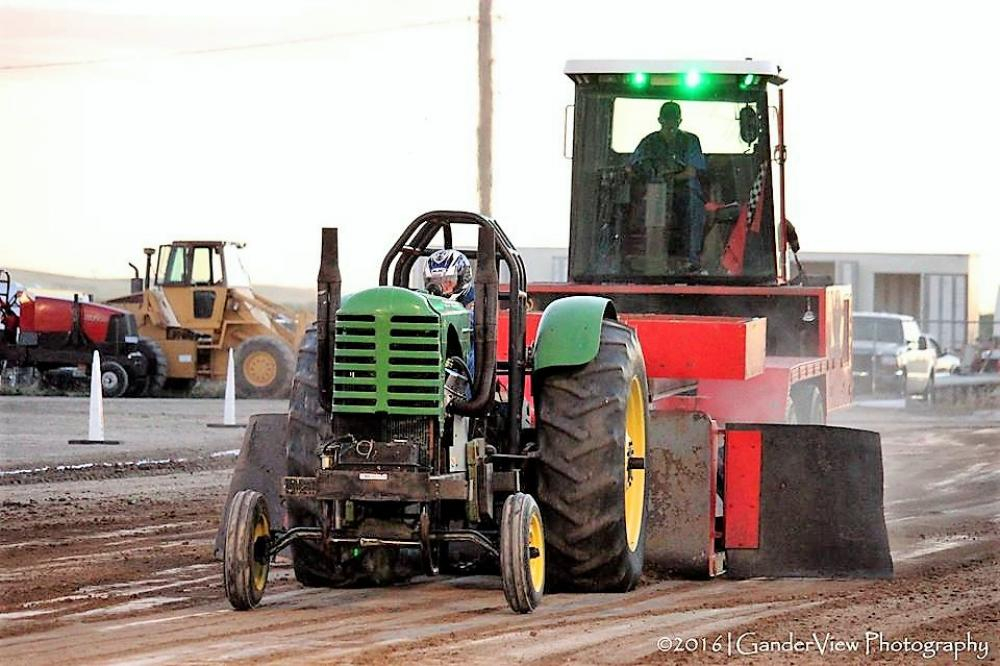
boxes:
[0,15,473,72]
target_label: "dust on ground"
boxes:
[0,398,996,663]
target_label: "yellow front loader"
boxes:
[107,241,306,398]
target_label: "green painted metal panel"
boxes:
[333,286,446,416]
[532,295,615,372]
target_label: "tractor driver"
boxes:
[424,249,474,308]
[424,249,476,388]
[628,101,707,272]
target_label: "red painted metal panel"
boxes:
[496,310,540,363]
[724,429,762,549]
[696,366,791,424]
[497,310,765,382]
[28,297,73,333]
[23,296,115,342]
[623,314,765,380]
[18,299,35,331]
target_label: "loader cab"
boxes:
[153,241,250,324]
[565,60,789,285]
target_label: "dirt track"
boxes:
[1,397,997,664]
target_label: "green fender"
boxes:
[532,296,617,373]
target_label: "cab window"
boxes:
[191,247,214,285]
[879,320,904,344]
[157,245,187,285]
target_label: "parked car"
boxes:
[852,312,936,403]
[926,336,962,376]
[971,347,1000,373]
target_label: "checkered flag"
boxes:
[747,160,768,233]
[721,159,770,274]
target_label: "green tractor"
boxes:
[221,211,648,613]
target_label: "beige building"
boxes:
[798,252,979,350]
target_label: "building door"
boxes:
[873,273,921,319]
[922,273,969,349]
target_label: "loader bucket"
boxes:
[213,413,288,559]
[724,424,893,578]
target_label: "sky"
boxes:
[1,0,997,311]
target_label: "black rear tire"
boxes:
[535,320,649,592]
[235,336,295,399]
[137,337,169,396]
[285,327,369,587]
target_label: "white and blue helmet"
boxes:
[424,249,472,300]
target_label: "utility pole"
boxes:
[477,0,493,216]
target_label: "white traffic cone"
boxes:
[208,348,244,428]
[69,350,120,445]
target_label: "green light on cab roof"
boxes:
[739,73,757,89]
[683,70,702,88]
[628,72,649,88]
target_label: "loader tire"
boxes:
[535,320,649,592]
[285,327,365,588]
[235,336,295,399]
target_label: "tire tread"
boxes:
[535,320,648,592]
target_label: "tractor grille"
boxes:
[332,413,433,468]
[333,313,443,416]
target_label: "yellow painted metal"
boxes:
[160,338,198,379]
[243,349,279,388]
[250,503,270,593]
[106,242,307,384]
[162,286,226,327]
[528,509,545,593]
[624,376,646,552]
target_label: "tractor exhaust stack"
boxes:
[450,225,498,417]
[316,228,341,413]
[143,248,155,290]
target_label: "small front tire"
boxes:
[99,361,129,398]
[224,489,271,610]
[500,492,545,614]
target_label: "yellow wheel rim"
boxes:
[528,510,545,593]
[250,506,270,592]
[624,376,646,552]
[243,350,278,388]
